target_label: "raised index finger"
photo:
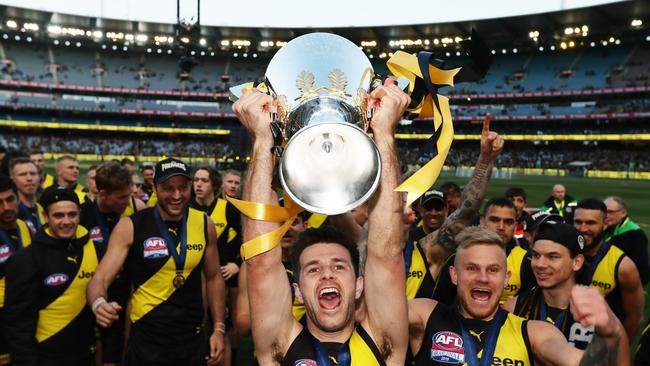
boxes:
[482,113,491,136]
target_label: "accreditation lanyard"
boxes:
[0,227,22,250]
[403,240,415,277]
[153,208,188,274]
[307,330,351,366]
[538,299,567,331]
[457,307,507,366]
[587,240,610,283]
[19,202,41,228]
[93,201,111,246]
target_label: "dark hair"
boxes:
[121,158,134,166]
[88,165,98,171]
[193,166,222,190]
[483,197,516,216]
[140,165,154,172]
[505,187,527,202]
[9,157,36,173]
[95,161,132,192]
[290,225,360,282]
[0,174,17,195]
[439,181,461,197]
[28,149,43,156]
[576,198,607,217]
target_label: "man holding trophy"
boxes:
[232,33,410,365]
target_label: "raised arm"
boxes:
[86,217,132,327]
[420,116,504,260]
[618,256,644,341]
[232,90,299,361]
[530,286,625,366]
[363,79,410,364]
[203,216,226,365]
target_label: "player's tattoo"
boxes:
[433,157,494,251]
[578,334,618,366]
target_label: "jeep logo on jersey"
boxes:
[293,360,318,366]
[0,244,13,263]
[431,331,465,364]
[143,237,169,259]
[90,226,104,243]
[187,243,204,251]
[44,273,69,286]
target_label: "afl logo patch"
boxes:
[0,244,13,263]
[431,331,465,364]
[293,360,318,366]
[143,237,169,259]
[44,273,69,286]
[90,226,104,243]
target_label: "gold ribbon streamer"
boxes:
[387,51,458,206]
[227,195,304,261]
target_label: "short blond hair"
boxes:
[455,226,504,250]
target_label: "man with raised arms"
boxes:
[232,80,409,365]
[408,225,626,366]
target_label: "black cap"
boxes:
[420,189,447,208]
[524,211,564,232]
[534,221,585,256]
[154,158,191,184]
[40,187,80,210]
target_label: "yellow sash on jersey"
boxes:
[130,208,207,322]
[405,241,427,300]
[42,174,55,190]
[348,327,382,365]
[500,246,527,304]
[36,226,97,342]
[122,197,137,217]
[590,244,624,297]
[470,313,532,366]
[0,220,33,307]
[307,213,328,229]
[35,202,46,227]
[147,192,158,207]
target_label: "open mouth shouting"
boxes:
[318,286,341,311]
[470,288,492,304]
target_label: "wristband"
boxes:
[91,297,107,314]
[214,322,226,334]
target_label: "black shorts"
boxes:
[124,327,208,366]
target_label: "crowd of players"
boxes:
[0,82,648,366]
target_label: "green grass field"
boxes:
[51,163,650,363]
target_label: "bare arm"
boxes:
[407,299,437,357]
[362,80,410,364]
[530,286,625,366]
[618,256,644,341]
[422,115,504,256]
[203,216,226,364]
[234,262,251,336]
[233,90,299,362]
[86,217,133,327]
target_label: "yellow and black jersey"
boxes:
[0,219,33,307]
[513,287,594,350]
[281,325,386,366]
[587,241,626,321]
[39,173,55,193]
[147,192,158,207]
[405,240,435,300]
[3,226,97,365]
[127,207,208,348]
[635,319,650,365]
[433,240,535,305]
[80,197,139,257]
[17,202,46,232]
[413,302,533,366]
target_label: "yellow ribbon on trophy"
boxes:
[387,51,459,207]
[227,195,304,261]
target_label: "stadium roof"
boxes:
[0,0,647,49]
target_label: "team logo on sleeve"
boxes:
[44,273,69,286]
[143,237,169,259]
[431,331,465,364]
[293,360,318,366]
[0,244,13,263]
[90,226,104,243]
